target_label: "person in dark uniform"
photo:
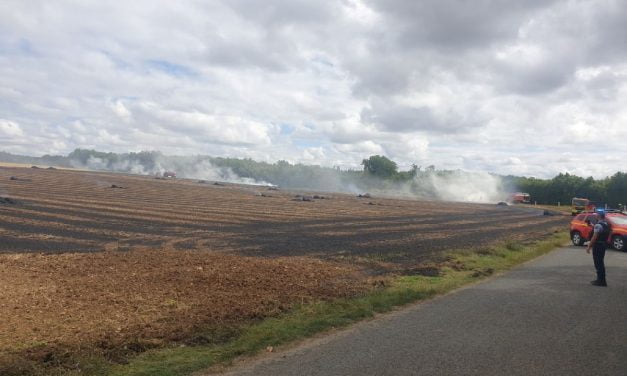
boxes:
[586,210,610,286]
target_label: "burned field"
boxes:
[0,166,568,367]
[0,167,566,259]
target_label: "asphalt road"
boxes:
[223,245,627,376]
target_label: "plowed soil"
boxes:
[0,166,568,364]
[0,250,363,358]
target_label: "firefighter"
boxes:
[586,210,610,286]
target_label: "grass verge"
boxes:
[101,230,568,376]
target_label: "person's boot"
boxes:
[590,280,608,287]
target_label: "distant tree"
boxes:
[606,172,627,207]
[361,155,398,178]
[396,164,420,181]
[67,148,95,164]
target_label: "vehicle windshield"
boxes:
[609,216,627,225]
[572,199,588,206]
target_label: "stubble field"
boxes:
[0,166,567,368]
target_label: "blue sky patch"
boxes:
[146,59,197,77]
[0,38,36,56]
[279,124,295,135]
[18,38,34,55]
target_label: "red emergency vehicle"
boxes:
[571,197,595,216]
[509,192,531,204]
[570,210,627,251]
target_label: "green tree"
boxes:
[606,172,627,207]
[361,155,398,178]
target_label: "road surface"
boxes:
[223,245,627,376]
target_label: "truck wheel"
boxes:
[571,231,584,246]
[612,236,625,252]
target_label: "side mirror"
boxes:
[585,219,591,225]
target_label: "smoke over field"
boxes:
[77,156,507,203]
[70,152,272,186]
[418,171,507,203]
[3,149,509,203]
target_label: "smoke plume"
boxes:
[418,171,507,203]
[62,149,509,203]
[70,154,271,186]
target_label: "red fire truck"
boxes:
[571,197,595,216]
[510,192,531,204]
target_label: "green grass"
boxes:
[6,231,568,376]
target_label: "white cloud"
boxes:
[301,147,326,161]
[334,140,384,155]
[1,0,627,178]
[0,119,23,137]
[110,100,132,122]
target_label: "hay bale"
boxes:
[0,197,19,205]
[9,176,31,182]
[292,195,313,202]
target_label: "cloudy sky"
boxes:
[1,0,626,178]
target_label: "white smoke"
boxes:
[338,170,508,203]
[81,156,154,175]
[71,155,271,186]
[343,183,363,195]
[68,152,507,202]
[181,160,272,186]
[421,171,507,203]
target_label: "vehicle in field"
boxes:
[163,171,176,178]
[510,192,531,204]
[571,197,595,216]
[570,210,627,251]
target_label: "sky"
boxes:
[1,0,626,179]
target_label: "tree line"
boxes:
[506,172,627,208]
[359,155,627,207]
[2,149,627,206]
